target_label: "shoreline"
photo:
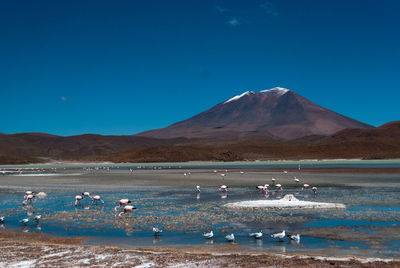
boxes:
[1,158,400,167]
[0,230,398,267]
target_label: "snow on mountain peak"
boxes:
[223,87,290,104]
[223,91,256,104]
[260,87,290,95]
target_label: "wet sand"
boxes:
[1,167,400,188]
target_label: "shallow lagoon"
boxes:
[0,163,400,259]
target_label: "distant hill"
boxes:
[0,122,398,164]
[138,87,374,140]
[0,133,197,163]
[109,121,400,162]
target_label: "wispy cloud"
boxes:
[260,1,279,17]
[214,5,228,13]
[227,17,240,27]
[61,96,67,101]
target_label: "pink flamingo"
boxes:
[302,184,310,190]
[23,194,35,205]
[256,185,264,190]
[24,191,33,199]
[114,198,132,211]
[118,205,136,217]
[75,195,83,206]
[263,184,269,192]
[82,192,104,204]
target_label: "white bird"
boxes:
[196,185,201,192]
[34,215,41,222]
[220,173,226,179]
[294,177,300,183]
[312,186,317,194]
[289,233,300,242]
[275,183,283,190]
[249,231,263,239]
[0,216,4,223]
[240,171,244,174]
[219,185,228,192]
[225,233,235,242]
[20,218,29,225]
[203,230,213,239]
[152,227,163,235]
[271,178,276,183]
[271,230,286,240]
[303,184,310,190]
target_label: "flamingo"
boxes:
[263,184,269,191]
[302,184,310,190]
[240,171,244,174]
[75,195,83,206]
[283,170,288,174]
[23,194,35,205]
[195,185,201,192]
[118,205,136,217]
[271,178,276,183]
[24,191,33,199]
[225,233,235,242]
[220,173,226,179]
[203,230,213,239]
[219,185,228,192]
[249,231,263,239]
[114,199,132,211]
[91,195,104,205]
[294,177,300,183]
[82,192,104,204]
[271,230,286,240]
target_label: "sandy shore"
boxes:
[0,230,398,267]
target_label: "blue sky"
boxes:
[1,0,399,136]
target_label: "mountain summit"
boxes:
[138,87,374,140]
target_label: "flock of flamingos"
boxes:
[0,167,319,243]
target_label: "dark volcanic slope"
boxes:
[138,87,374,140]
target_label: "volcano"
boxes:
[138,87,374,140]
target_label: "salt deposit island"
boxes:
[224,195,346,210]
